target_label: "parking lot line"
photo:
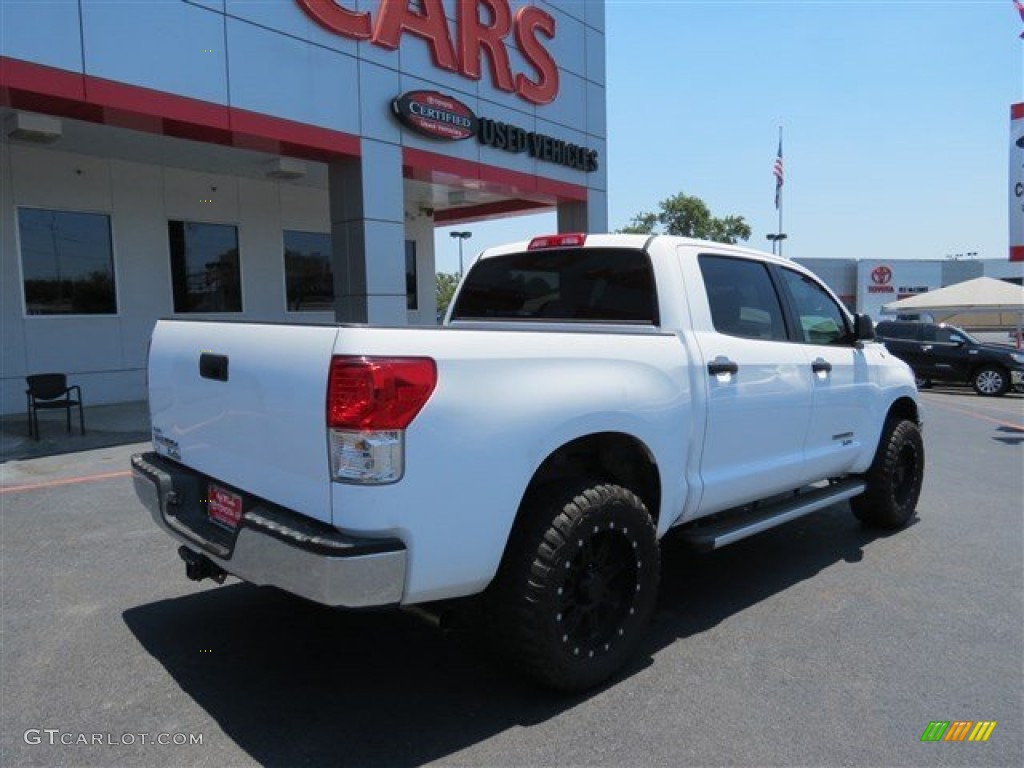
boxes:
[0,469,131,495]
[923,397,1024,432]
[923,395,1024,415]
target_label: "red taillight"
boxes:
[527,232,587,250]
[327,356,437,430]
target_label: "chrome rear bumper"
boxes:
[131,452,406,608]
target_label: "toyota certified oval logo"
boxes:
[392,91,477,141]
[871,265,893,285]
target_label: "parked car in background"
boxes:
[875,320,1024,396]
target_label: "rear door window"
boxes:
[697,255,788,341]
[937,328,965,344]
[877,323,918,340]
[451,248,658,324]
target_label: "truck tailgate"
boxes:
[147,320,339,524]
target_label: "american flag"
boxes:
[773,138,784,210]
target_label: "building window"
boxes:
[168,221,241,313]
[406,240,418,310]
[18,208,117,315]
[284,230,333,312]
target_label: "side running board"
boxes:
[678,479,867,552]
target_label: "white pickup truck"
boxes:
[132,233,924,690]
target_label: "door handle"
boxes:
[921,345,932,352]
[812,358,832,374]
[199,353,229,382]
[708,358,739,376]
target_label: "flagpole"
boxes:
[777,125,784,258]
[770,126,785,257]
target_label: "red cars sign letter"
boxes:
[295,0,561,105]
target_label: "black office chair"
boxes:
[25,373,85,440]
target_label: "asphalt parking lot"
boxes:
[1,388,1021,768]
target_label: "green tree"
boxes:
[435,271,461,319]
[618,193,752,244]
[619,212,659,234]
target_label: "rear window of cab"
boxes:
[451,248,658,324]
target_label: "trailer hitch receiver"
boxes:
[178,546,227,584]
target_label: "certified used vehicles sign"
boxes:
[392,91,478,140]
[392,90,599,172]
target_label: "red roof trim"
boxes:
[402,146,588,202]
[0,56,360,161]
[0,57,85,102]
[85,76,230,132]
[2,56,587,205]
[230,108,360,160]
[434,198,552,225]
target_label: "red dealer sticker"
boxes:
[208,483,243,530]
[392,91,478,141]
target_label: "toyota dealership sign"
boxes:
[858,261,939,319]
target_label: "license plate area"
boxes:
[208,483,243,530]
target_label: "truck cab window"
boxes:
[779,268,851,345]
[698,255,787,341]
[452,248,657,324]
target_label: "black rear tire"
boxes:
[851,419,924,529]
[487,481,660,692]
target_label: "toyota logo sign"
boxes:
[871,265,893,285]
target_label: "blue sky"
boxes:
[436,0,1021,273]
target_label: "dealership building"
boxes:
[0,0,607,414]
[795,258,1023,330]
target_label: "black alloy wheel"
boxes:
[851,418,925,529]
[557,527,639,658]
[487,481,660,691]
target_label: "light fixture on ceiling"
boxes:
[5,112,62,144]
[264,157,306,180]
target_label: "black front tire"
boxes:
[487,481,660,692]
[972,365,1010,397]
[851,419,924,529]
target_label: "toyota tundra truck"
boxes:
[131,233,924,691]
